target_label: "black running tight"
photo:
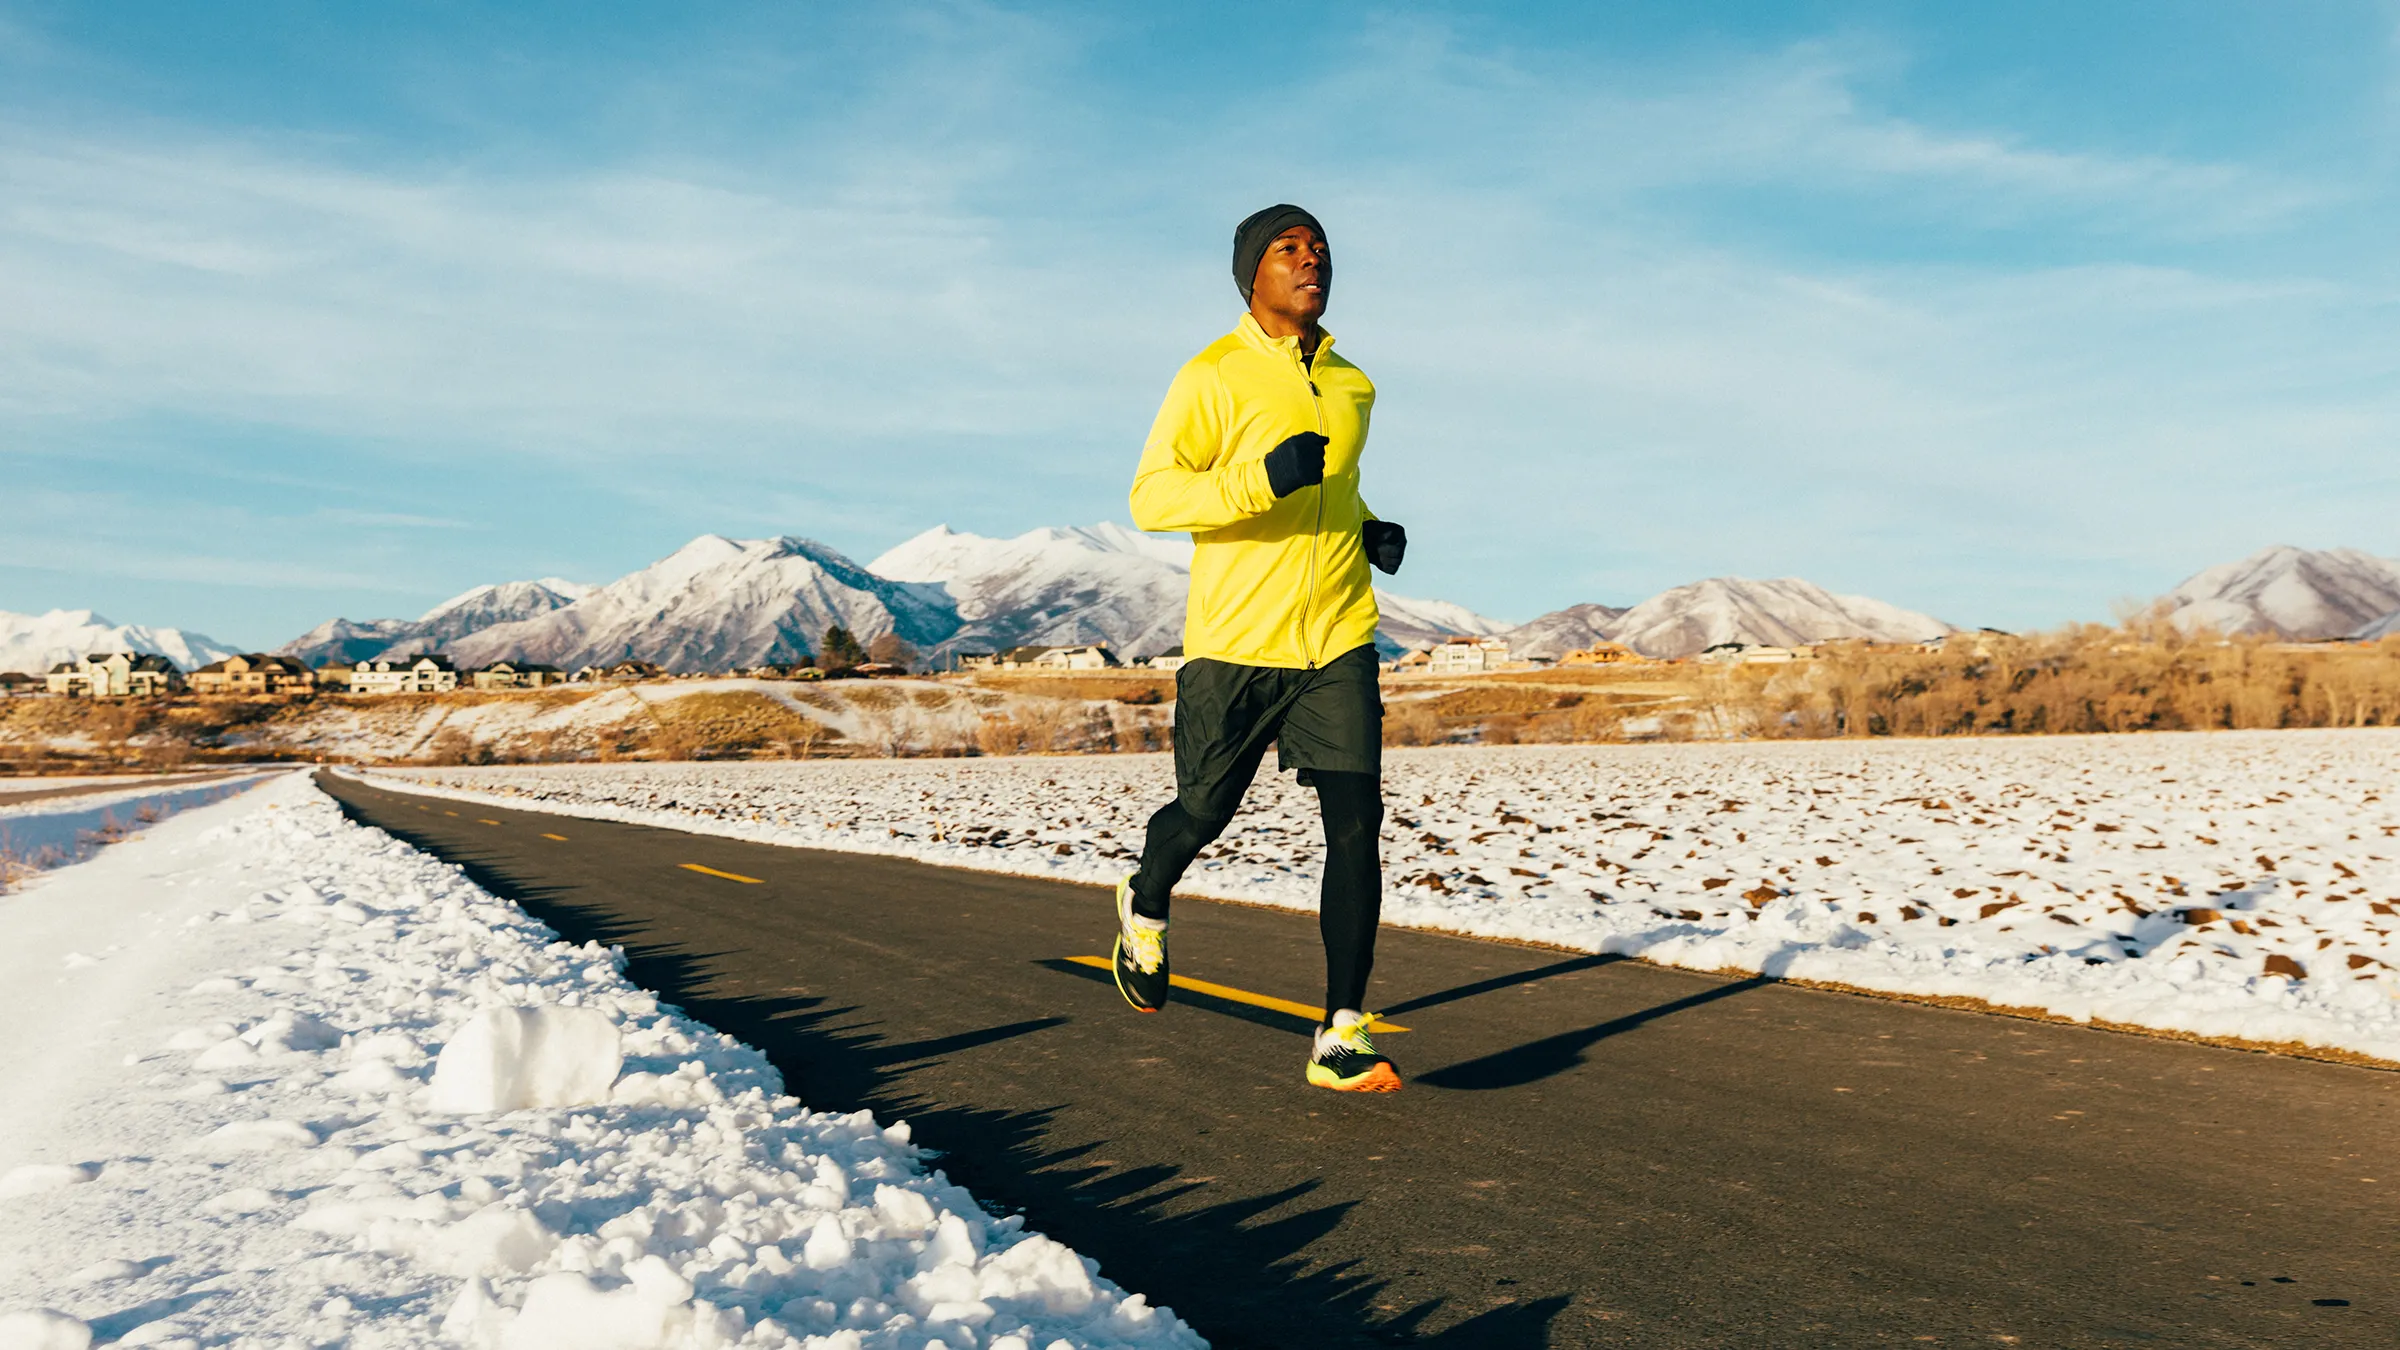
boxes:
[1130,771,1384,1016]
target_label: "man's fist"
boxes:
[1262,431,1327,498]
[1363,519,1407,575]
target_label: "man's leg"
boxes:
[1127,799,1235,921]
[1312,770,1384,1015]
[1111,659,1284,1012]
[1127,659,1283,921]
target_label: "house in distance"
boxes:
[347,654,460,694]
[46,652,185,698]
[189,653,318,696]
[469,660,568,690]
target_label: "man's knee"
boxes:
[1156,799,1234,848]
[1315,774,1383,850]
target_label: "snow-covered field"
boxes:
[1,776,271,880]
[0,772,1199,1349]
[371,730,2400,1062]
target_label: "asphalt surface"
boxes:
[321,772,2400,1349]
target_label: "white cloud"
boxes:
[0,13,2389,634]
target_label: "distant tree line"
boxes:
[812,625,915,673]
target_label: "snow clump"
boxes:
[0,772,1201,1349]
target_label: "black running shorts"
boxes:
[1172,642,1382,821]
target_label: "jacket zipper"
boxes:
[1299,341,1326,669]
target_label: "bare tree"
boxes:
[867,633,919,669]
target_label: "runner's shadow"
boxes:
[321,777,1569,1349]
[1420,975,1774,1090]
[1035,957,1319,1037]
[1378,952,1626,1017]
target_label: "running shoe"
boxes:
[1307,1014,1403,1092]
[1112,873,1170,1013]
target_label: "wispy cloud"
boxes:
[315,509,473,529]
[0,7,2390,636]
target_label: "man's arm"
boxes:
[1128,364,1283,533]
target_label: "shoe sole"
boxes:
[1306,1061,1404,1092]
[1111,933,1165,1014]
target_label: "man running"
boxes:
[1115,204,1410,1093]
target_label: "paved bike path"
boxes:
[321,773,2400,1348]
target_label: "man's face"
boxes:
[1251,225,1331,324]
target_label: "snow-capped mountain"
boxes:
[1498,603,1632,660]
[273,524,1499,674]
[282,578,591,665]
[1605,578,1952,660]
[869,524,1194,659]
[1373,590,1514,656]
[444,536,956,671]
[2159,545,2400,640]
[0,608,240,674]
[870,523,1508,661]
[2356,609,2400,641]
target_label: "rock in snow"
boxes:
[0,772,1201,1349]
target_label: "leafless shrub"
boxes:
[420,727,490,766]
[975,716,1026,757]
[1520,700,1625,743]
[777,718,830,760]
[1105,703,1170,753]
[1706,623,2400,739]
[1013,698,1086,753]
[855,704,920,758]
[1382,701,1445,747]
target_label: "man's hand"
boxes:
[1363,519,1406,575]
[1261,431,1327,498]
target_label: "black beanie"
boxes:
[1232,204,1325,302]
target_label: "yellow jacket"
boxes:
[1129,315,1380,669]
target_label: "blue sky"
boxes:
[3,1,2396,648]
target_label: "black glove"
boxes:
[1261,431,1327,498]
[1363,519,1406,575]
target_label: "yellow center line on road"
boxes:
[443,810,459,817]
[680,863,765,885]
[479,819,501,826]
[1063,956,1409,1033]
[541,833,568,842]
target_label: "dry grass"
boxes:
[1381,684,1660,746]
[642,691,834,760]
[1695,622,2400,739]
[962,671,1177,703]
[0,694,321,772]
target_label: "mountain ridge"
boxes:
[0,608,240,675]
[2159,545,2400,640]
[271,524,1977,672]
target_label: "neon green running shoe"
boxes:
[1307,1015,1403,1092]
[1112,873,1169,1013]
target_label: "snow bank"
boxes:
[0,775,272,881]
[370,730,2400,1061]
[0,773,1200,1349]
[428,1006,624,1113]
